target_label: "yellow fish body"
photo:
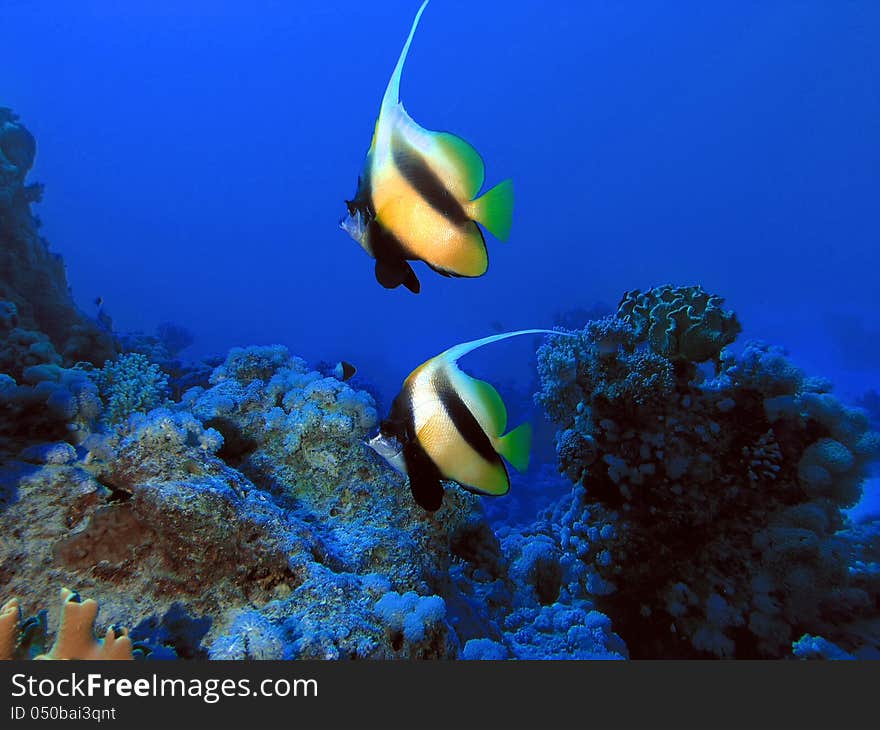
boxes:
[369,330,570,511]
[341,1,514,294]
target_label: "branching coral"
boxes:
[91,353,169,425]
[536,286,880,658]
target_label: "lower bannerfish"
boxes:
[368,329,573,511]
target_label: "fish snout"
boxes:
[366,432,407,475]
[339,208,368,246]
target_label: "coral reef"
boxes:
[536,286,880,657]
[856,390,880,431]
[114,325,212,402]
[0,335,627,660]
[2,110,875,661]
[0,363,101,455]
[208,610,284,660]
[374,591,457,658]
[791,634,855,660]
[0,110,114,367]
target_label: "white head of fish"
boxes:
[340,209,369,250]
[367,432,407,475]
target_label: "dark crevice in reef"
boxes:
[204,416,258,466]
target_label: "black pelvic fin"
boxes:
[375,258,421,294]
[403,442,444,512]
[401,261,420,293]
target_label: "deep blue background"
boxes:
[2,0,878,405]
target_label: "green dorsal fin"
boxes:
[434,131,485,199]
[496,422,532,473]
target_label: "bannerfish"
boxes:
[333,360,357,382]
[340,0,514,294]
[368,329,572,511]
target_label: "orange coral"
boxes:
[35,588,132,660]
[0,598,21,660]
[0,588,132,661]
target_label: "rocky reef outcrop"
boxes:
[536,285,880,658]
[0,108,114,370]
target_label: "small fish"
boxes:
[333,360,357,382]
[368,329,571,511]
[341,0,514,294]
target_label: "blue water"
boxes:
[3,0,878,405]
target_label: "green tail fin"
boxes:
[496,422,532,473]
[471,179,514,241]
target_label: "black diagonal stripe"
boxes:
[403,439,445,511]
[436,377,502,468]
[392,131,470,225]
[368,217,409,260]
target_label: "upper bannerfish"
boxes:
[340,1,514,294]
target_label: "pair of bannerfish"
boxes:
[341,1,572,511]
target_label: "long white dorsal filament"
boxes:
[382,0,431,112]
[438,329,577,367]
